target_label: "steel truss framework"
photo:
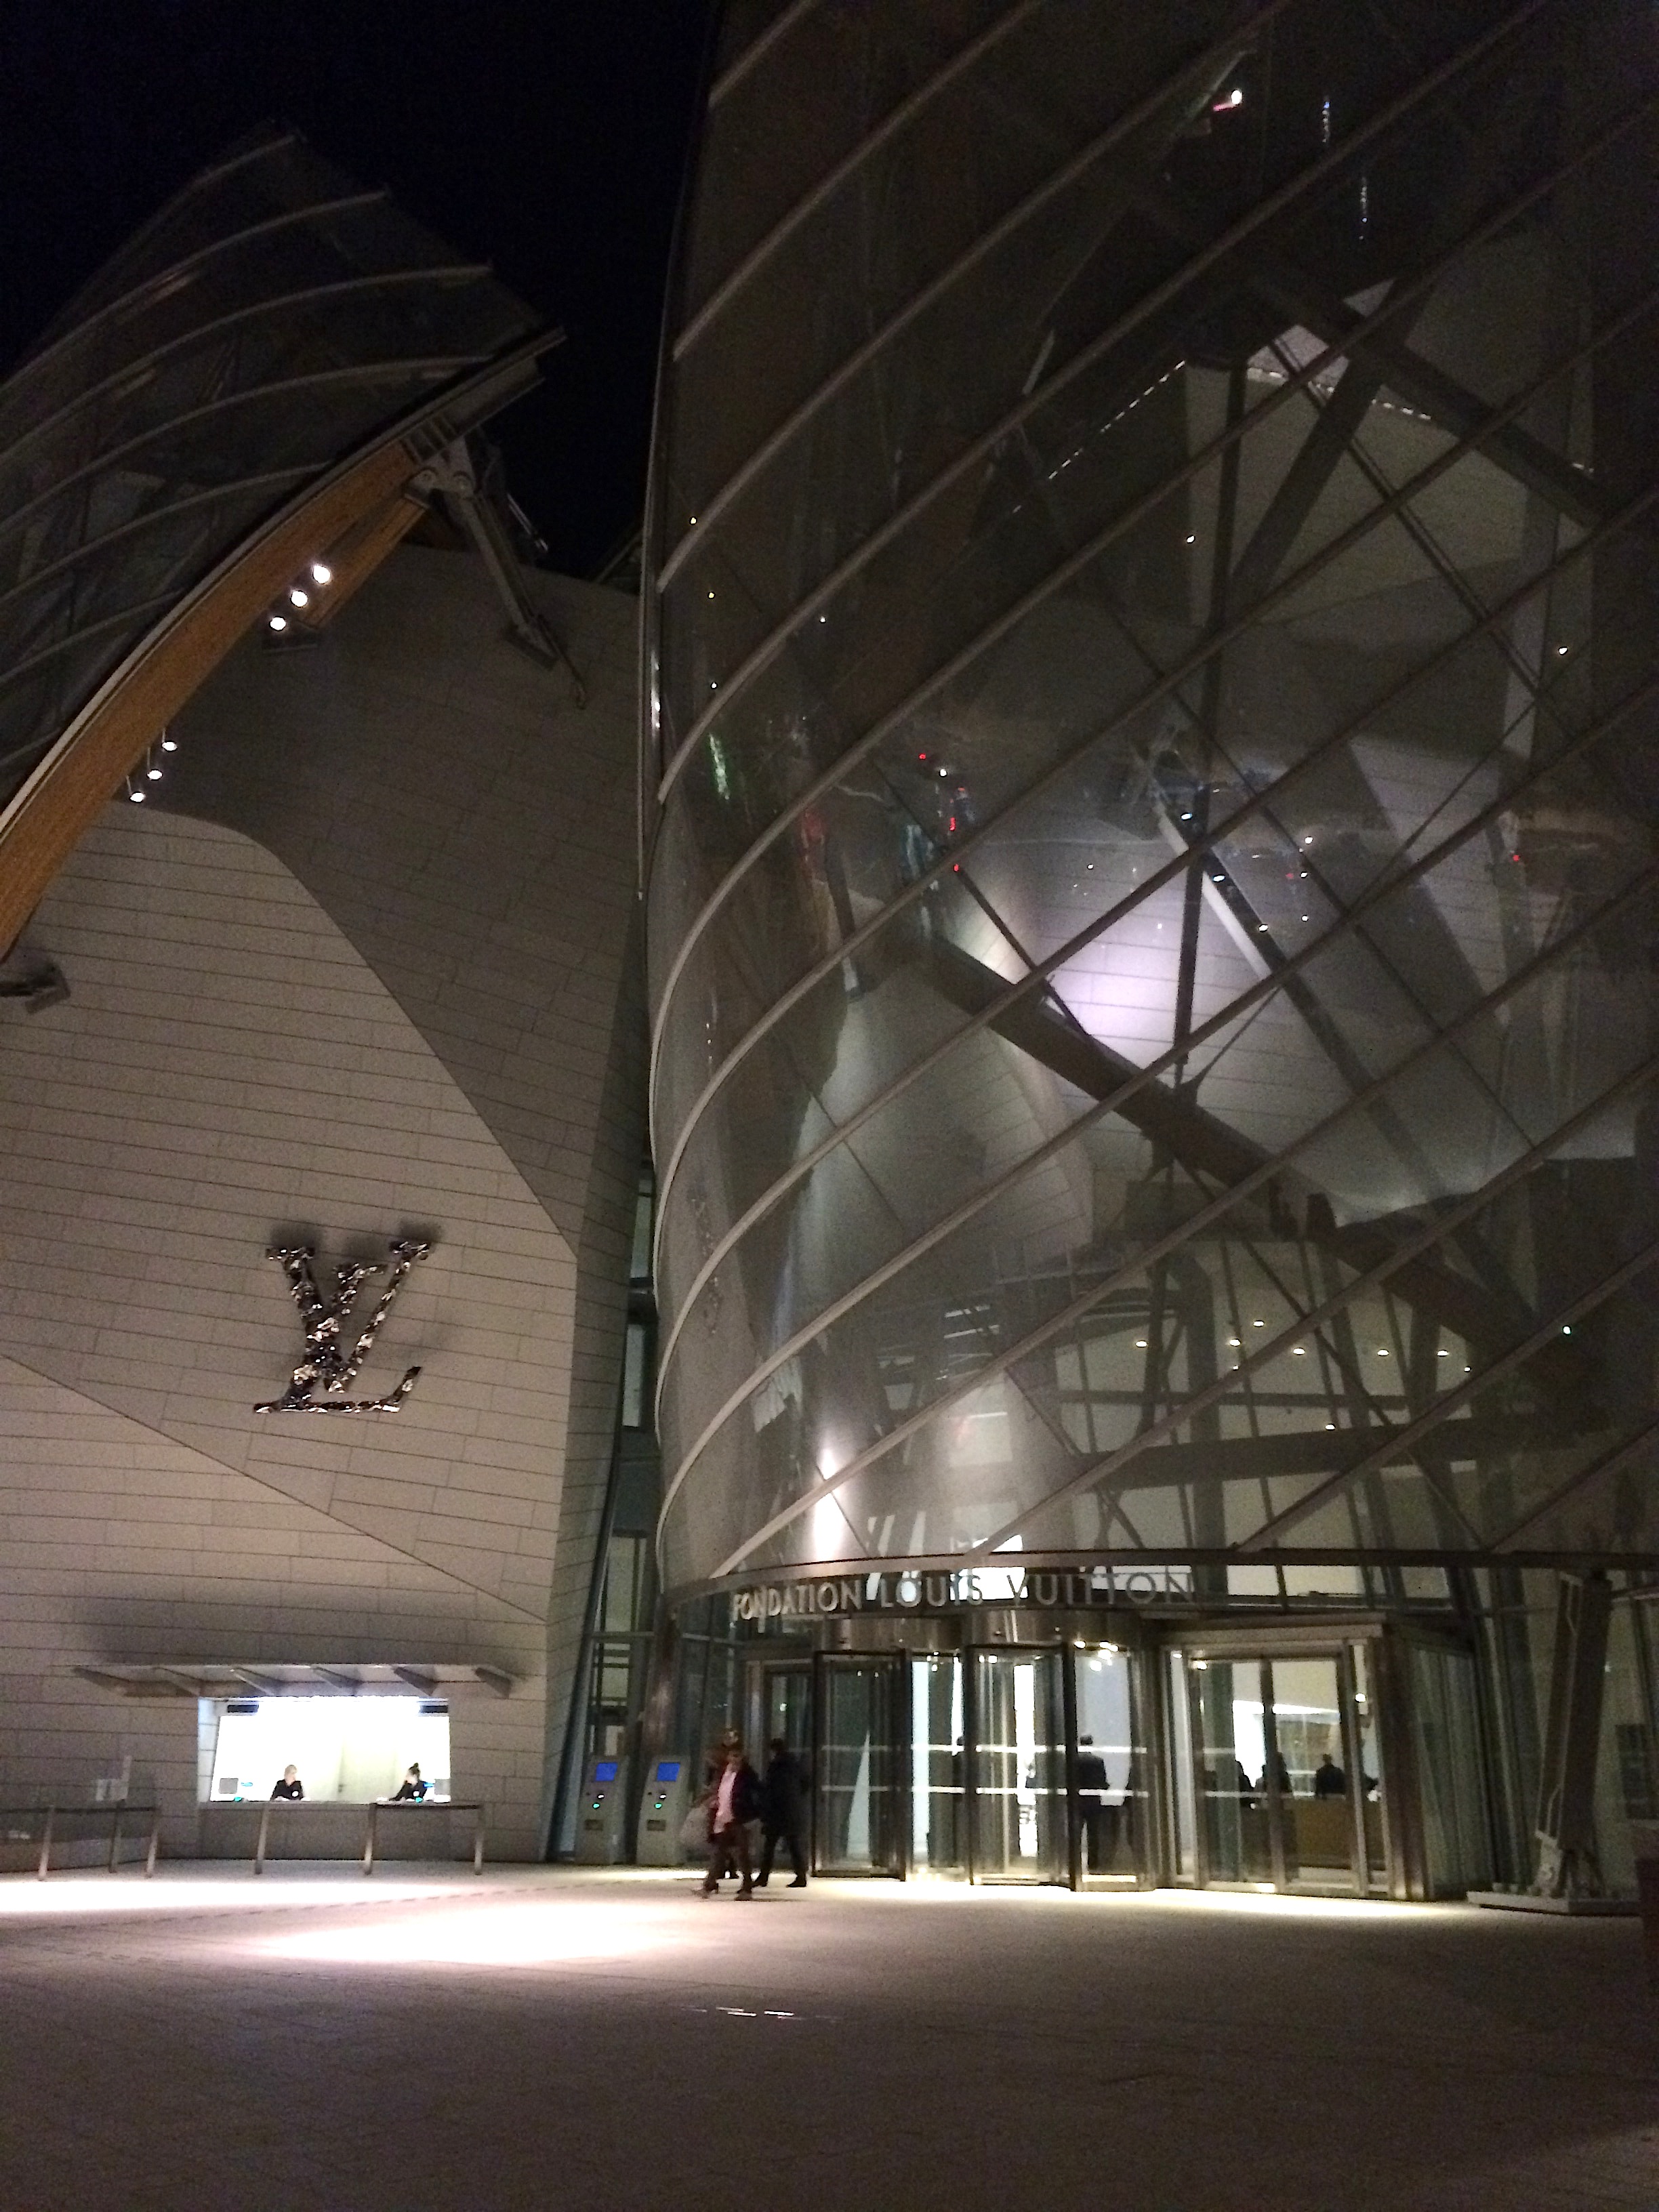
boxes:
[644,0,1659,1597]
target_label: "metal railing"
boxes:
[1,1801,160,1879]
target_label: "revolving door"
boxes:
[749,1642,1149,1886]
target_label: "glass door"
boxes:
[757,1663,812,1759]
[1168,1643,1383,1893]
[1189,1658,1273,1883]
[972,1651,1064,1882]
[1265,1655,1359,1894]
[909,1655,965,1877]
[1071,1645,1147,1884]
[816,1658,899,1875]
[753,1660,815,1866]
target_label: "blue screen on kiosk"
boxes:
[655,1761,680,1782]
[594,1761,619,1782]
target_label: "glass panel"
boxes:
[1167,1649,1197,1883]
[1073,1644,1145,1883]
[762,1666,813,1762]
[909,1656,965,1876]
[817,1662,895,1875]
[1267,1656,1358,1893]
[1407,1642,1493,1897]
[648,0,1659,1602]
[1191,1658,1271,1883]
[1351,1642,1389,1892]
[972,1652,1063,1881]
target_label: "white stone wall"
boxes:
[169,551,647,1841]
[0,549,643,1858]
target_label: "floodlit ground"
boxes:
[0,1864,1654,2211]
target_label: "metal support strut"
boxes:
[413,439,585,704]
[1532,1570,1614,1900]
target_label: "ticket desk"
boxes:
[361,1798,486,1876]
[202,1797,487,1872]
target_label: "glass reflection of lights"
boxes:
[643,0,1659,1602]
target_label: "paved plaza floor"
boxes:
[0,1863,1654,2210]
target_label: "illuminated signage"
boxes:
[730,1563,1195,1622]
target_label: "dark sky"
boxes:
[1,1,712,576]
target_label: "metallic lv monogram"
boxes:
[255,1239,432,1414]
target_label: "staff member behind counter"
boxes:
[270,1765,304,1801]
[388,1763,428,1802]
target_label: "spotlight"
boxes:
[129,790,145,803]
[160,738,178,753]
[146,767,162,781]
[268,615,288,632]
[289,587,309,608]
[310,562,332,586]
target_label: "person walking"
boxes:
[701,1739,762,1898]
[756,1736,808,1888]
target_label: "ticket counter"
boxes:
[199,1692,454,1859]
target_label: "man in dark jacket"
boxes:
[701,1740,764,1898]
[756,1736,808,1889]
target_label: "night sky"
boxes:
[1,1,712,576]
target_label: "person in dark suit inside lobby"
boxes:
[1076,1736,1111,1871]
[756,1737,809,1888]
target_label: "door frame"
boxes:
[965,1644,1067,1885]
[1162,1624,1393,1896]
[747,1652,815,1868]
[812,1651,903,1878]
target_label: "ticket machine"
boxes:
[574,1756,629,1864]
[634,1753,693,1866]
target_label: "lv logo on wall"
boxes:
[255,1238,432,1414]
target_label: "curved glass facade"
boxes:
[644,0,1659,1599]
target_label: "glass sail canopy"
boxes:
[0,126,548,831]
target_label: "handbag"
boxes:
[678,1799,710,1854]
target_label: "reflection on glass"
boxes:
[1168,1650,1197,1883]
[1073,1646,1144,1883]
[909,1655,965,1875]
[763,1666,813,1761]
[1408,1642,1492,1896]
[818,1663,894,1874]
[646,0,1659,1601]
[1268,1656,1357,1893]
[1352,1642,1388,1890]
[972,1652,1063,1880]
[1191,1659,1272,1883]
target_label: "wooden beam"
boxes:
[0,438,416,954]
[291,488,430,630]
